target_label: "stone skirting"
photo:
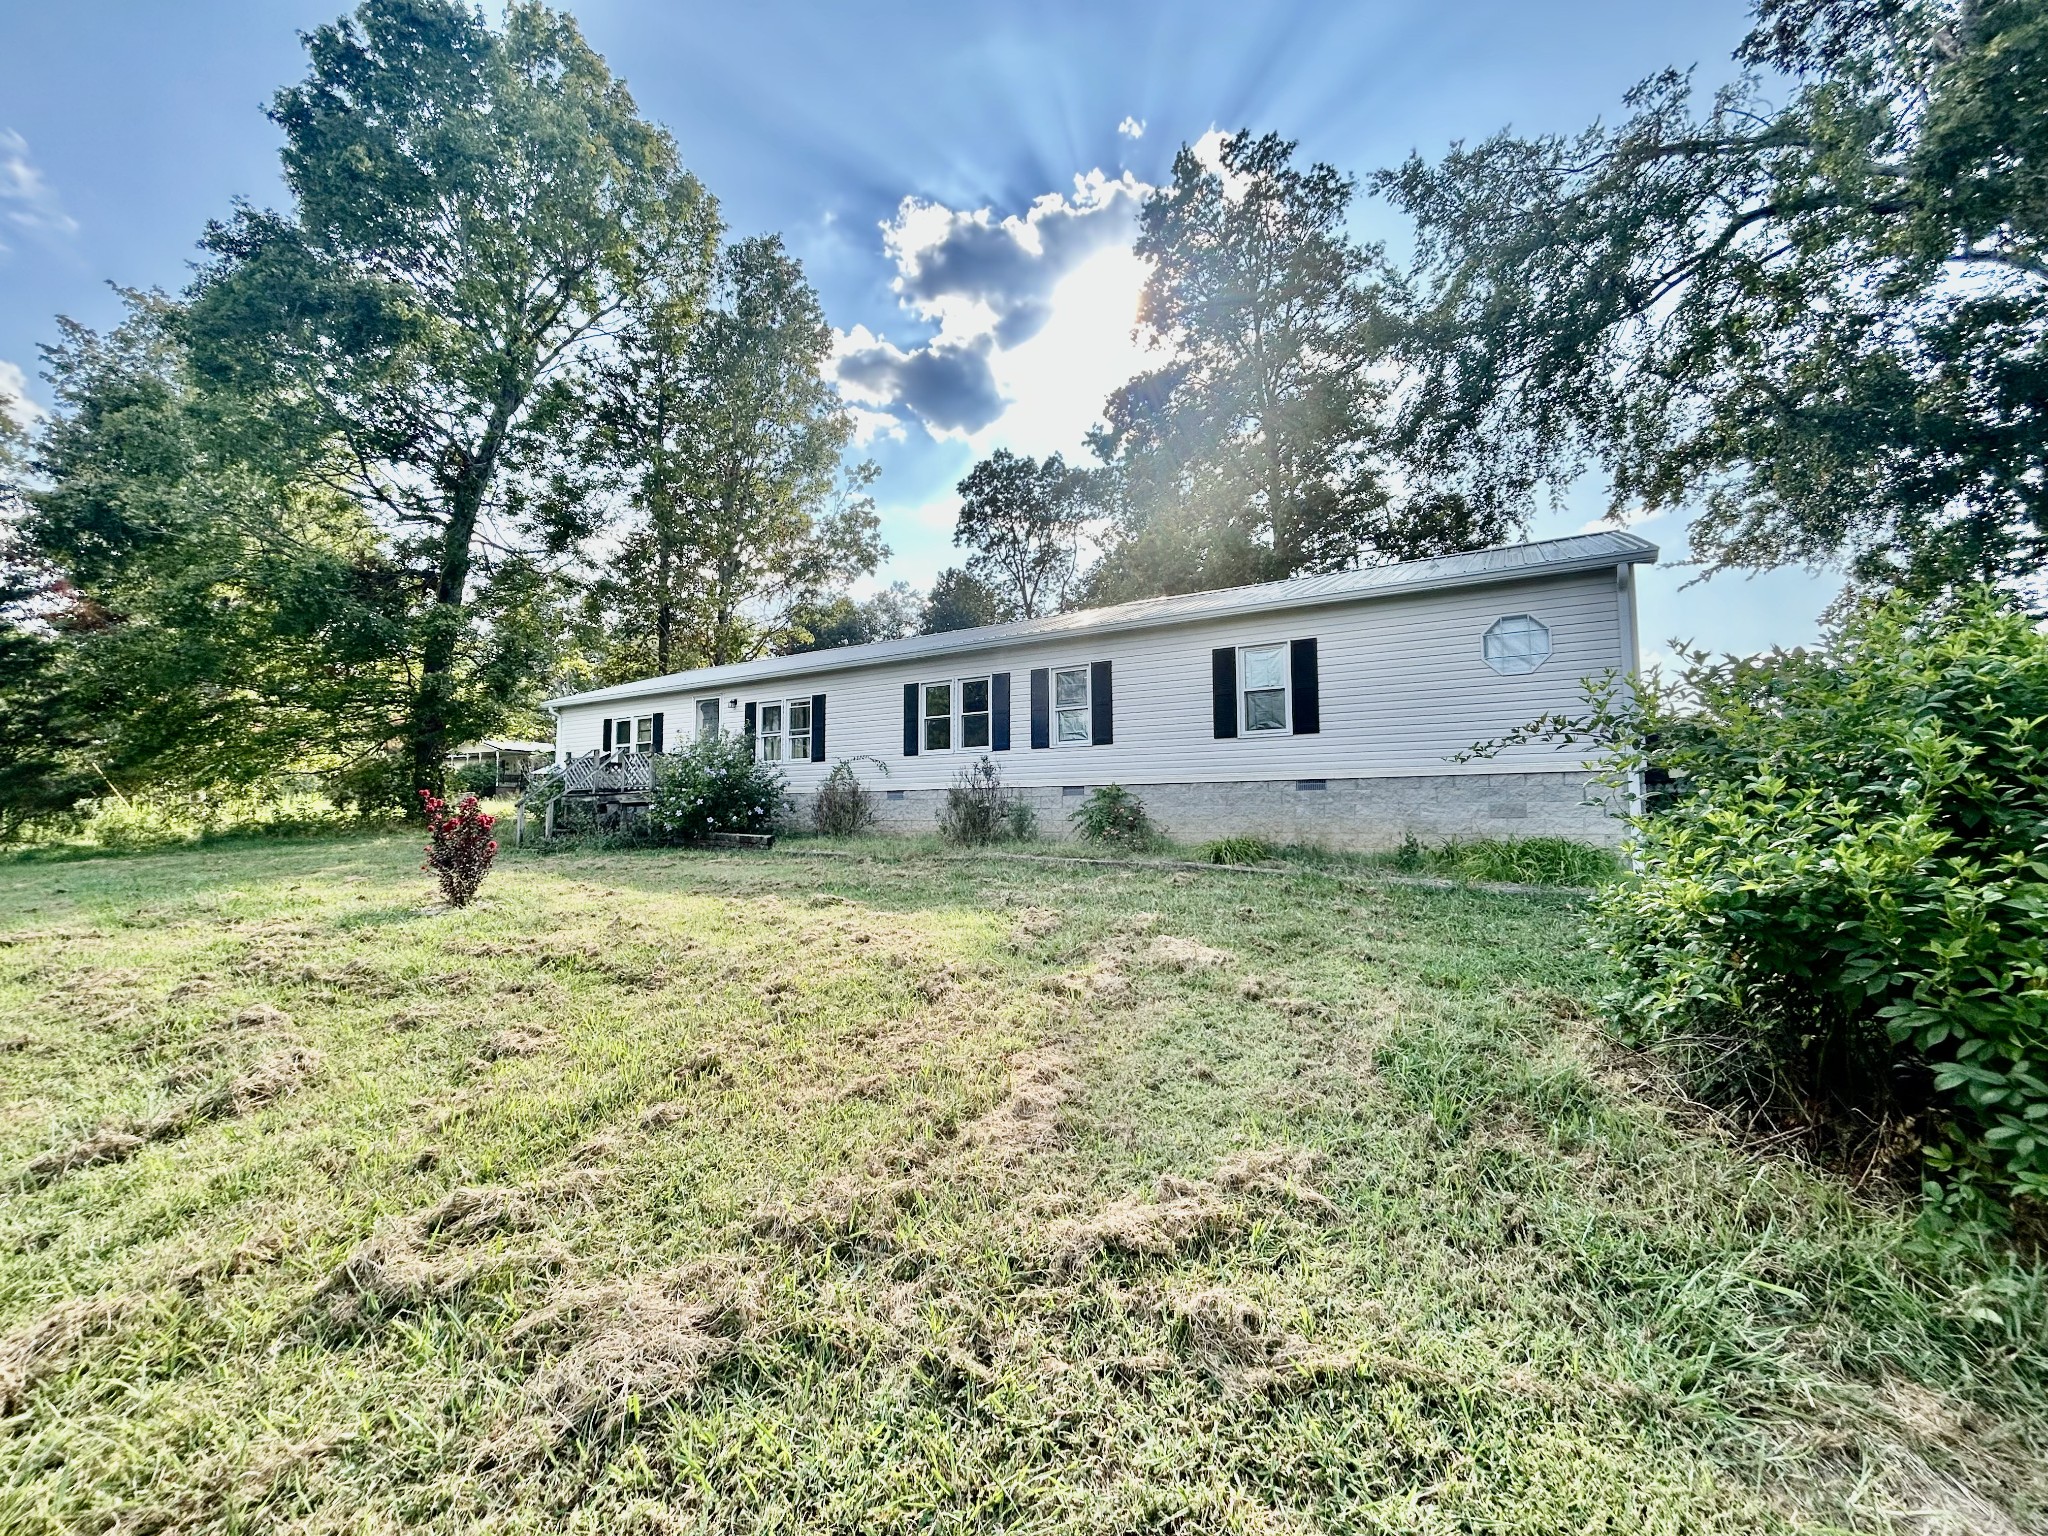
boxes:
[790,771,1622,851]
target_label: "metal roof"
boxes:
[449,739,555,754]
[545,529,1658,710]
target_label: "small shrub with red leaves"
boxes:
[420,790,498,908]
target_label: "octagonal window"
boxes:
[1483,614,1552,675]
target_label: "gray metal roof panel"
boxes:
[544,529,1657,709]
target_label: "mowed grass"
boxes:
[1,835,2044,1534]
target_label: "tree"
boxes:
[1088,131,1516,601]
[785,581,921,653]
[185,0,712,802]
[1381,0,2048,598]
[19,294,416,814]
[585,234,884,668]
[953,449,1086,618]
[921,567,1007,633]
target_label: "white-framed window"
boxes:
[1483,615,1552,675]
[612,714,657,755]
[696,699,719,741]
[1239,643,1289,733]
[959,677,991,750]
[923,681,953,752]
[757,701,784,761]
[787,698,812,761]
[1054,665,1090,745]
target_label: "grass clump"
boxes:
[1203,834,1273,865]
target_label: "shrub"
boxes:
[648,736,786,842]
[1071,784,1163,851]
[813,756,886,837]
[449,761,500,798]
[936,755,1026,846]
[420,791,498,908]
[1205,835,1272,865]
[1482,589,2048,1215]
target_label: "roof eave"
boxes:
[543,534,1657,710]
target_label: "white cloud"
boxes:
[829,169,1161,453]
[0,129,77,252]
[1117,115,1146,139]
[0,359,45,428]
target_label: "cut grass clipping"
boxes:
[0,830,2042,1534]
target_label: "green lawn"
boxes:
[1,834,2042,1533]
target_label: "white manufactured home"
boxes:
[544,530,1654,849]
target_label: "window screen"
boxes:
[924,682,953,751]
[787,698,811,761]
[1483,615,1552,675]
[1054,667,1090,744]
[960,677,991,749]
[758,702,784,761]
[1241,644,1287,732]
[697,699,719,740]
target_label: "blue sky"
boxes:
[0,0,1839,665]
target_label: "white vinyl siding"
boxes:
[551,570,1629,790]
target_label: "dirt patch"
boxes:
[498,1258,757,1448]
[0,1294,138,1414]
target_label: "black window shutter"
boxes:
[811,693,826,762]
[1029,668,1050,749]
[1090,660,1113,746]
[1290,638,1320,734]
[1211,648,1238,738]
[902,682,919,756]
[991,672,1011,751]
[743,702,756,743]
[602,717,614,751]
[650,711,664,754]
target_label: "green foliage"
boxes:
[812,756,885,838]
[953,449,1087,618]
[1556,591,2048,1212]
[1204,835,1273,865]
[1087,130,1517,602]
[581,235,883,673]
[921,567,1008,634]
[936,755,1029,846]
[1382,0,2048,596]
[647,735,786,841]
[1422,837,1619,886]
[785,582,921,654]
[1070,783,1164,851]
[448,762,501,798]
[184,0,711,799]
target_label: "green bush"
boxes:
[1205,835,1273,865]
[1071,784,1163,851]
[448,761,501,798]
[813,757,885,837]
[936,755,1028,847]
[647,735,786,842]
[1566,591,2048,1215]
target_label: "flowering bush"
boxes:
[647,735,786,841]
[420,790,498,907]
